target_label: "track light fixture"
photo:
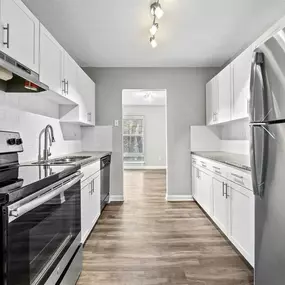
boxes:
[150,22,159,36]
[150,36,158,48]
[149,1,163,48]
[150,1,164,19]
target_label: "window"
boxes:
[123,116,144,164]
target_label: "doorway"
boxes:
[122,89,168,201]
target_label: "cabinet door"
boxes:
[0,0,39,72]
[94,173,101,219]
[63,52,79,103]
[192,165,198,200]
[198,169,212,216]
[90,174,101,226]
[81,182,92,243]
[206,77,219,125]
[212,176,228,235]
[39,24,64,96]
[232,45,253,120]
[228,182,255,266]
[217,65,231,123]
[77,67,95,125]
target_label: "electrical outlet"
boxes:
[114,120,119,127]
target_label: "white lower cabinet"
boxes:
[197,169,212,216]
[192,164,199,201]
[81,161,101,244]
[212,175,228,235]
[192,156,254,266]
[228,181,255,266]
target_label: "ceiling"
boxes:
[23,0,285,67]
[123,90,166,106]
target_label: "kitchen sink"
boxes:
[32,156,91,165]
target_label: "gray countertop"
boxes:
[191,151,251,172]
[22,151,111,167]
[63,151,112,167]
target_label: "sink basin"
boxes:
[32,156,91,165]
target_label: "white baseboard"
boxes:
[124,166,167,170]
[166,195,193,201]
[109,195,124,202]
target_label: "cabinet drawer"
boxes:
[81,160,100,182]
[228,168,252,190]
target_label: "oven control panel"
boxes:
[0,131,23,153]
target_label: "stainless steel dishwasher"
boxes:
[100,155,111,210]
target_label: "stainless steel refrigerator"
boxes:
[250,27,285,285]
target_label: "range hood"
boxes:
[0,50,49,93]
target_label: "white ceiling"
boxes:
[123,90,166,106]
[23,0,285,67]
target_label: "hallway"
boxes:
[77,170,253,285]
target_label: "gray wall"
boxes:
[123,105,166,167]
[84,68,218,198]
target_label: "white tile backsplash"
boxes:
[0,92,81,163]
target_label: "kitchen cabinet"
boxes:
[232,45,253,120]
[63,52,79,104]
[40,24,63,95]
[192,163,199,200]
[81,161,101,244]
[191,155,254,266]
[197,168,212,216]
[228,181,254,266]
[77,67,95,125]
[217,64,231,123]
[212,175,228,235]
[0,0,39,72]
[59,67,95,126]
[206,77,219,125]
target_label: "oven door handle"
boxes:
[8,172,84,223]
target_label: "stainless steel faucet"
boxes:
[43,125,55,161]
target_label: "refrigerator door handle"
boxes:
[250,51,267,198]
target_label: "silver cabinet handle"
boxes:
[87,112,91,122]
[3,23,9,48]
[66,80,69,94]
[222,182,225,196]
[9,172,84,222]
[201,162,207,168]
[62,79,66,94]
[225,183,229,199]
[231,173,243,180]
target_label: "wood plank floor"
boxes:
[77,170,253,285]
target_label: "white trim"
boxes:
[166,195,193,201]
[109,195,124,202]
[124,166,167,170]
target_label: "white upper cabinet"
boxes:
[206,77,219,125]
[60,67,95,126]
[0,0,39,72]
[206,45,254,125]
[39,24,64,97]
[232,45,253,120]
[217,64,231,123]
[77,67,95,125]
[63,52,79,104]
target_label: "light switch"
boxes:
[114,120,119,127]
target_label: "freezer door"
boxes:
[252,123,285,285]
[250,28,285,123]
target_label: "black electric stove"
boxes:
[0,131,83,285]
[0,164,80,205]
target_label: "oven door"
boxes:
[6,171,83,285]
